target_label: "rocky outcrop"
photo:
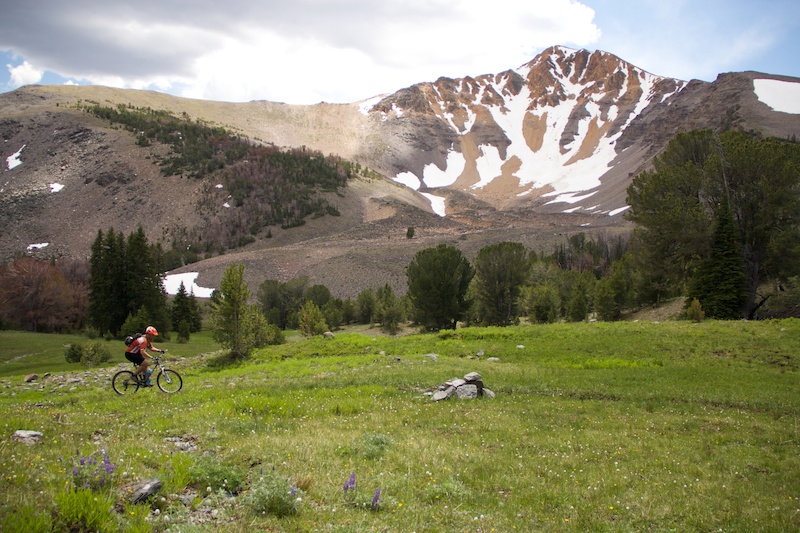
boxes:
[429,371,495,401]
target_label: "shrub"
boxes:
[53,489,116,533]
[187,456,246,494]
[80,342,112,367]
[244,471,301,518]
[686,298,705,322]
[65,344,83,363]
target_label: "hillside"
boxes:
[1,47,799,297]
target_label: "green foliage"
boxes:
[407,244,475,331]
[53,489,117,533]
[686,298,705,322]
[187,455,247,494]
[64,343,83,363]
[356,288,376,324]
[1,322,800,531]
[86,104,354,254]
[243,471,301,518]
[171,281,202,333]
[0,503,52,533]
[63,342,112,367]
[473,241,531,326]
[177,319,191,343]
[120,308,150,341]
[406,227,415,239]
[626,129,800,317]
[686,201,747,318]
[88,227,169,336]
[373,284,403,334]
[298,300,328,336]
[211,263,278,358]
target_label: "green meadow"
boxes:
[1,320,798,532]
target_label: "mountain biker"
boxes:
[124,326,163,386]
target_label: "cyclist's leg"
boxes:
[125,351,146,378]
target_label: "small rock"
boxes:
[323,331,335,339]
[422,353,439,362]
[23,374,38,383]
[487,357,500,362]
[432,387,455,401]
[13,430,44,445]
[455,384,478,399]
[464,372,482,382]
[130,478,163,504]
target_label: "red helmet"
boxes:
[145,326,159,336]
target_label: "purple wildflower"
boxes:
[291,486,297,496]
[371,487,381,510]
[343,472,356,493]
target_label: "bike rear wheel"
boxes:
[157,369,183,393]
[112,370,140,395]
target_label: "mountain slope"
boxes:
[1,46,799,297]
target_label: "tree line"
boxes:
[85,104,356,261]
[2,129,798,343]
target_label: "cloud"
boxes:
[7,60,43,87]
[0,0,601,104]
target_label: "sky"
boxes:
[1,1,798,106]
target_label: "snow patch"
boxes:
[423,149,466,188]
[754,79,800,114]
[163,272,215,298]
[393,171,421,190]
[50,183,64,193]
[420,192,446,216]
[27,242,49,251]
[608,205,631,216]
[357,94,386,115]
[6,145,24,170]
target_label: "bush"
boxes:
[244,471,301,518]
[65,344,83,363]
[187,456,246,494]
[81,342,112,367]
[686,298,705,322]
[64,342,112,367]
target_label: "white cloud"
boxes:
[7,60,43,87]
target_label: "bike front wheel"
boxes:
[157,369,183,393]
[112,370,140,395]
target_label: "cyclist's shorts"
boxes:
[125,351,145,366]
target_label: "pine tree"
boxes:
[407,244,474,331]
[686,201,747,319]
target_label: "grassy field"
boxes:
[1,320,798,532]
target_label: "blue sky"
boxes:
[1,0,798,105]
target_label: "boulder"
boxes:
[12,430,43,445]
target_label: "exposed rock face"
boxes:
[0,46,798,299]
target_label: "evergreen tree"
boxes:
[473,242,531,326]
[356,288,376,324]
[298,300,328,336]
[626,129,800,317]
[407,244,474,331]
[210,263,251,359]
[686,201,747,319]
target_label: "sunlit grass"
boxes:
[1,320,799,531]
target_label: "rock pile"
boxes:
[429,372,495,401]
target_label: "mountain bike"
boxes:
[112,352,183,395]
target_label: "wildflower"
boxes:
[371,487,381,511]
[343,472,356,493]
